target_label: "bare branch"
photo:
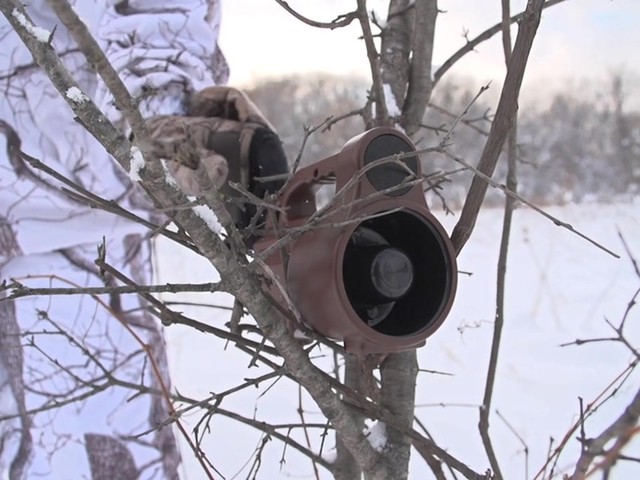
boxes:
[0,1,130,166]
[477,3,518,477]
[45,0,148,141]
[451,0,559,254]
[534,361,639,479]
[285,116,333,182]
[274,1,358,29]
[379,0,414,114]
[433,0,569,85]
[569,386,640,479]
[443,150,619,258]
[496,410,529,480]
[14,145,198,253]
[1,278,223,301]
[322,108,364,132]
[402,0,438,136]
[356,0,389,125]
[334,355,364,480]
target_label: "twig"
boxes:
[1,278,223,301]
[428,103,492,136]
[356,0,388,124]
[414,416,458,480]
[441,84,491,147]
[496,410,529,480]
[45,0,148,142]
[478,4,518,477]
[322,108,364,132]
[16,148,198,252]
[296,384,321,479]
[450,0,545,255]
[433,0,569,85]
[618,231,640,278]
[10,267,216,478]
[288,116,333,179]
[274,1,358,29]
[533,361,638,479]
[569,386,640,479]
[443,150,619,258]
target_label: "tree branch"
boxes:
[379,0,413,116]
[356,0,389,125]
[45,0,148,141]
[433,0,569,86]
[477,2,517,478]
[443,150,619,258]
[1,278,223,301]
[273,1,358,29]
[402,0,438,136]
[569,386,640,479]
[450,0,544,254]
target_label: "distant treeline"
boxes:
[247,74,640,208]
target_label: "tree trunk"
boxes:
[334,354,365,480]
[378,350,418,480]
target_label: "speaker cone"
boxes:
[343,227,414,326]
[342,210,454,336]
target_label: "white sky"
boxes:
[219,0,640,104]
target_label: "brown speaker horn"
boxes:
[254,127,457,355]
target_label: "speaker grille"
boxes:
[363,134,419,196]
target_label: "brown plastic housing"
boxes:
[253,127,457,355]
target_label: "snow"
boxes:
[65,86,88,104]
[321,448,337,464]
[155,201,640,479]
[129,146,145,181]
[383,83,402,117]
[11,9,50,43]
[364,421,387,453]
[192,205,222,233]
[160,159,181,189]
[158,160,221,233]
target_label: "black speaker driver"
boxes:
[342,211,454,336]
[343,226,415,327]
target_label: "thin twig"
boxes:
[433,0,569,85]
[443,150,619,258]
[1,278,223,301]
[569,386,640,479]
[496,410,529,480]
[533,360,639,479]
[356,0,389,124]
[274,1,358,29]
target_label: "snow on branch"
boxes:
[129,146,145,181]
[364,421,387,453]
[11,8,51,43]
[65,86,89,103]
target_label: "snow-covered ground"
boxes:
[155,200,640,479]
